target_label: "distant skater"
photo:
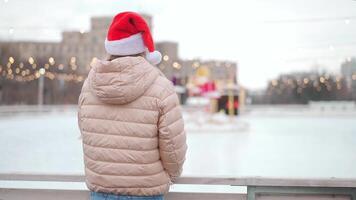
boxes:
[78,12,187,200]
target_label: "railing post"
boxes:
[247,186,256,200]
[248,186,356,200]
[352,191,356,200]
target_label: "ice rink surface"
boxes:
[0,106,355,179]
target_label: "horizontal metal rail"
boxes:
[1,173,356,188]
[2,173,356,200]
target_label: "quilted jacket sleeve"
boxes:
[158,85,187,182]
[77,79,87,138]
[78,79,89,120]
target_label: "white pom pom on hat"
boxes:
[145,50,162,65]
[104,12,162,65]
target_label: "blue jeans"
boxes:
[90,191,164,200]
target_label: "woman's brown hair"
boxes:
[106,53,145,61]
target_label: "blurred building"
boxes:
[0,14,152,73]
[341,57,356,100]
[0,14,237,105]
[260,71,351,104]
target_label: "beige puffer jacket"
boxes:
[77,56,187,196]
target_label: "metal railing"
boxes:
[1,173,356,200]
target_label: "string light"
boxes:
[39,68,45,75]
[88,57,97,69]
[172,62,181,69]
[1,57,86,83]
[58,64,64,70]
[271,79,278,86]
[35,71,40,78]
[7,74,14,80]
[3,53,236,85]
[319,76,325,83]
[49,57,55,65]
[70,56,77,70]
[45,72,55,80]
[163,55,169,61]
[1,71,85,83]
[70,57,76,63]
[8,57,14,64]
[28,57,34,65]
[90,57,97,64]
[77,76,84,82]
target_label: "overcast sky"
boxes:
[1,0,356,89]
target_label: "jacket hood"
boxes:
[88,56,159,104]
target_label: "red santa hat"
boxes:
[104,12,162,65]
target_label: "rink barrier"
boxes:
[1,173,356,200]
